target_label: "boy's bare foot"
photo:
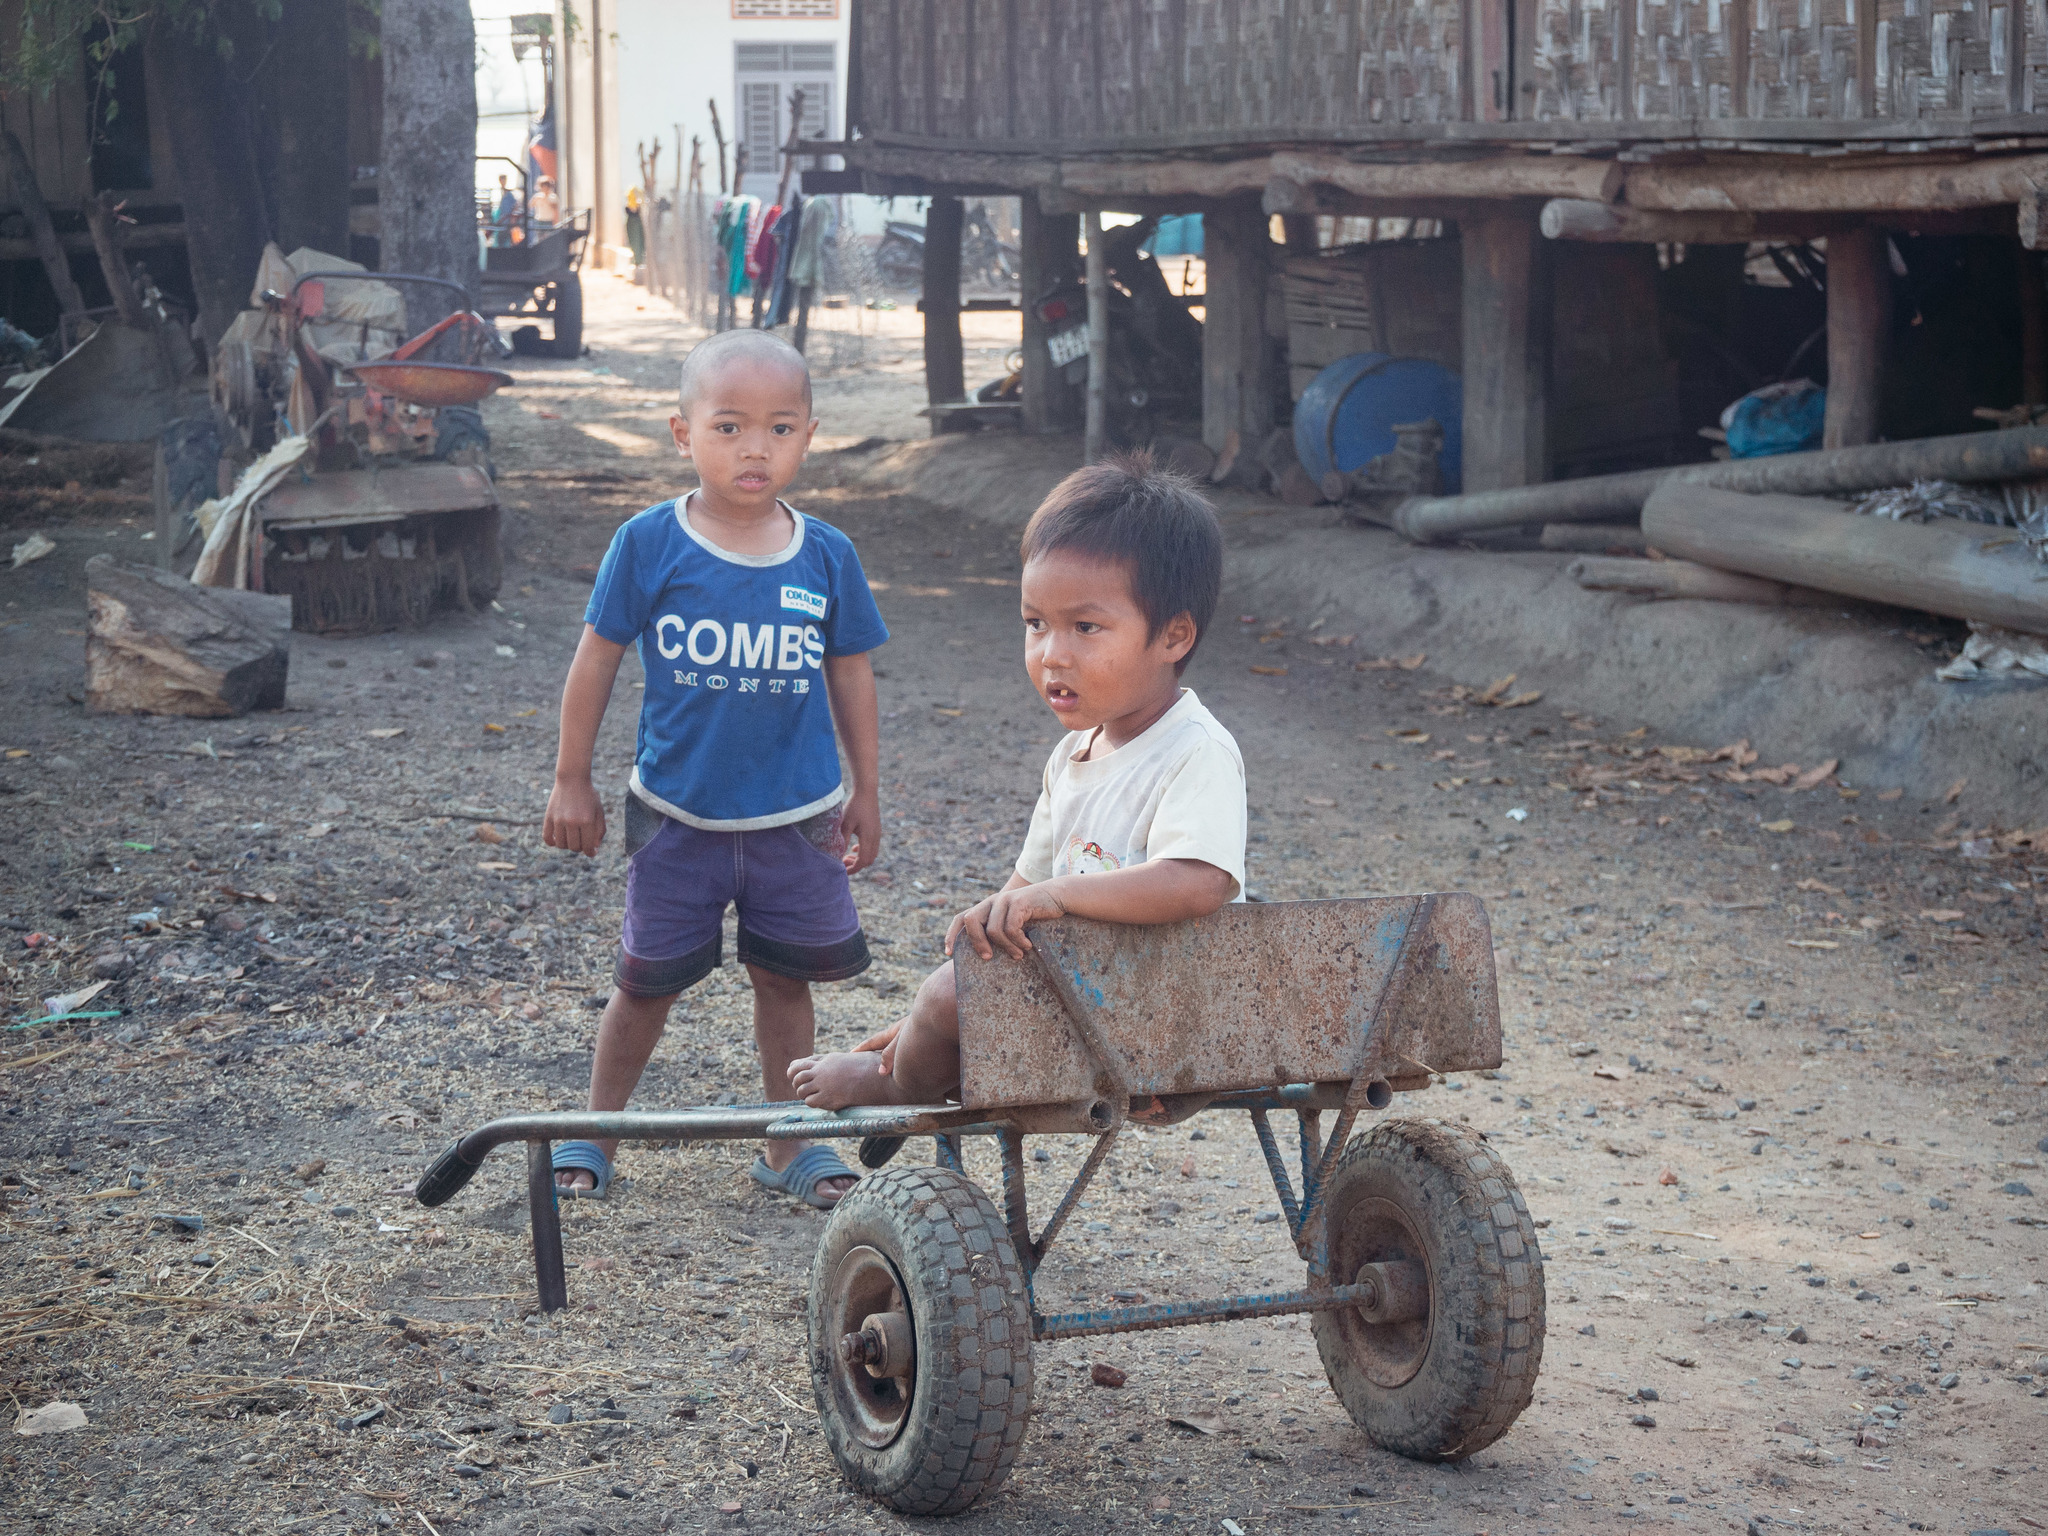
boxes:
[787,1049,897,1111]
[557,1168,597,1193]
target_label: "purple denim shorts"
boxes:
[614,792,869,997]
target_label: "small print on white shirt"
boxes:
[1014,689,1248,900]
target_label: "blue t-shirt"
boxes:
[585,495,889,830]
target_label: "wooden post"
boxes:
[709,99,728,194]
[1021,194,1082,433]
[1823,225,1891,450]
[1460,215,1551,492]
[3,130,85,318]
[1201,201,1276,459]
[1084,210,1109,462]
[923,194,965,427]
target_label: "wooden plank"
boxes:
[1183,0,1234,131]
[896,0,930,138]
[1234,0,1287,130]
[971,0,1015,141]
[1051,0,1095,136]
[1101,0,1140,138]
[1013,0,1054,141]
[933,0,971,139]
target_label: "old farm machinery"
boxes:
[161,251,513,633]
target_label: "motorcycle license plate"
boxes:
[1046,325,1089,368]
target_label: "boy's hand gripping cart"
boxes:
[416,895,1545,1515]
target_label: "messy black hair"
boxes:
[1019,451,1223,675]
[675,329,814,416]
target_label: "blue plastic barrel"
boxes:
[1293,353,1464,494]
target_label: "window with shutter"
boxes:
[734,42,838,197]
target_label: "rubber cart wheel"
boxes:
[1311,1118,1545,1461]
[807,1165,1034,1514]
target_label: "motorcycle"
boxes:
[874,201,1020,291]
[1020,215,1204,444]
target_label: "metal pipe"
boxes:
[1034,1282,1373,1341]
[527,1141,567,1314]
[1393,425,2048,544]
[1030,1128,1119,1264]
[1248,1109,1303,1234]
[415,1103,995,1207]
[1084,209,1108,463]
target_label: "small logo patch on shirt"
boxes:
[780,585,828,620]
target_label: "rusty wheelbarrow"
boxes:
[415,894,1546,1515]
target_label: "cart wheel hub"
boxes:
[1332,1196,1435,1389]
[823,1246,916,1448]
[841,1309,914,1378]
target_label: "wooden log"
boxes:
[1824,227,1891,450]
[1460,216,1551,493]
[1154,435,1217,481]
[1623,153,2048,213]
[1273,151,1621,205]
[923,195,966,425]
[1395,425,2048,542]
[1263,176,1540,223]
[1568,553,1834,606]
[1540,199,1843,244]
[1541,522,1649,553]
[85,555,291,717]
[1055,157,1272,201]
[1641,483,2048,632]
[4,130,86,317]
[1541,198,2009,243]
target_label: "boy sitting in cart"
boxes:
[788,455,1244,1114]
[542,329,887,1208]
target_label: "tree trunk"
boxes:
[270,0,354,257]
[143,20,271,348]
[381,0,478,338]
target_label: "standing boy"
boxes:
[787,456,1243,1116]
[544,330,885,1207]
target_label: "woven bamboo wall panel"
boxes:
[846,0,2037,144]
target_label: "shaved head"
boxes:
[676,330,813,418]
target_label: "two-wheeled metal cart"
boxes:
[416,895,1547,1515]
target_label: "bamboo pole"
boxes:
[1084,209,1108,463]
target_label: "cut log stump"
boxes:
[85,555,291,716]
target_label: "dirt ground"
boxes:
[2,271,2044,1536]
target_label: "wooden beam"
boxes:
[1020,193,1082,434]
[1273,150,1622,203]
[922,194,966,422]
[1460,215,1551,492]
[1624,153,2048,212]
[4,130,85,316]
[1200,201,1277,460]
[1054,156,1273,200]
[1823,226,1891,451]
[1541,199,1847,243]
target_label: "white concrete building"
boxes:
[548,0,868,269]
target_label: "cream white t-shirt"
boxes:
[1014,689,1248,900]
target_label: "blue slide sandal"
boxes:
[551,1140,615,1200]
[750,1144,860,1209]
